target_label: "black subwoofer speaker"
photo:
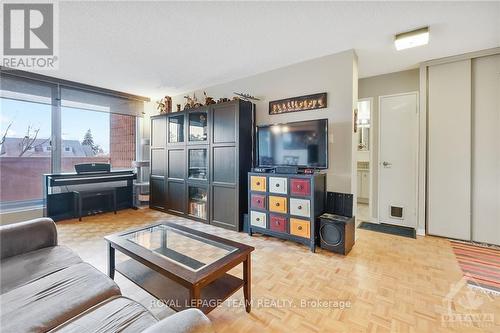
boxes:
[319,191,355,255]
[319,214,355,255]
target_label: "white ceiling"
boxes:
[47,1,500,98]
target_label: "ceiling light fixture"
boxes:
[394,27,429,51]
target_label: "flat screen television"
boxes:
[257,119,328,169]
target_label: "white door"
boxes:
[378,93,418,227]
[471,54,500,245]
[427,60,471,240]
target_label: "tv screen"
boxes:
[257,119,328,169]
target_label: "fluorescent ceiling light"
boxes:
[394,27,429,51]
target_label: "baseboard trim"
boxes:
[0,208,44,225]
[417,227,425,236]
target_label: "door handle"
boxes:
[382,161,392,167]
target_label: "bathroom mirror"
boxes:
[357,99,371,151]
[358,127,370,151]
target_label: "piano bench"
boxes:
[73,188,117,221]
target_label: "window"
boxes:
[61,106,111,172]
[0,98,52,208]
[0,70,146,211]
[61,107,136,172]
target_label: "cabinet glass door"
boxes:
[189,111,207,142]
[188,148,208,180]
[188,186,207,220]
[168,115,184,143]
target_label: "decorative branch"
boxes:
[0,122,12,155]
[18,125,49,157]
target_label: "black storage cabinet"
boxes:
[149,100,254,231]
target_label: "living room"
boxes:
[0,1,499,333]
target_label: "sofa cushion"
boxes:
[142,309,214,333]
[0,218,57,259]
[50,296,158,333]
[0,245,82,294]
[0,262,121,333]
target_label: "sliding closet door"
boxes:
[427,60,471,240]
[472,54,500,245]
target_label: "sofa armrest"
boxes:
[142,309,214,333]
[0,218,58,259]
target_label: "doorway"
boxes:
[356,98,373,222]
[378,92,418,227]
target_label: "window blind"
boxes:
[0,74,54,105]
[61,87,144,117]
[0,69,148,117]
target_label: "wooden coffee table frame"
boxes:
[105,222,254,314]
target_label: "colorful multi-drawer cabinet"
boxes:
[247,172,326,252]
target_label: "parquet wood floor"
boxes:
[57,208,499,333]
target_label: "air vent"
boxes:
[390,206,404,219]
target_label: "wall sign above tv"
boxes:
[269,92,327,115]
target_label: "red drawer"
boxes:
[251,194,266,209]
[290,178,311,196]
[270,214,287,233]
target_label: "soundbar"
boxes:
[253,166,320,175]
[252,167,274,173]
[274,166,299,174]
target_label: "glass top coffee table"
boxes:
[105,222,254,314]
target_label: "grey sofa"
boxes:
[0,218,214,333]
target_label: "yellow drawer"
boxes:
[290,218,310,238]
[251,176,266,191]
[269,196,287,213]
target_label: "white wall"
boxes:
[358,69,419,219]
[141,102,155,160]
[357,150,370,162]
[164,50,358,194]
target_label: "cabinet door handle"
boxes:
[297,225,303,231]
[298,205,302,210]
[296,185,302,190]
[275,183,280,187]
[256,218,260,222]
[276,221,280,225]
[275,202,280,207]
[256,182,260,186]
[256,200,261,204]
